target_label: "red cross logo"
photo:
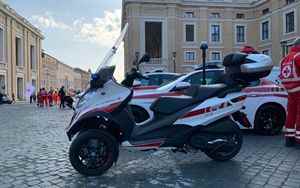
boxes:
[282,65,292,78]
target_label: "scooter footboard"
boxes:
[161,117,240,148]
[188,117,242,150]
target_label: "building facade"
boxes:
[57,61,75,91]
[40,52,59,90]
[41,52,90,92]
[122,0,300,73]
[0,1,43,100]
[73,68,91,92]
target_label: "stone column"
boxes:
[6,16,12,97]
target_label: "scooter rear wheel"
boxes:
[69,129,119,176]
[204,130,243,161]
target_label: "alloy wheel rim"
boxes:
[78,139,109,169]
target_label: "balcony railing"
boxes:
[147,58,168,64]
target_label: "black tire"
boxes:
[69,130,119,176]
[254,104,286,135]
[204,127,243,161]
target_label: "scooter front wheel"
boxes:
[69,130,119,176]
[204,130,243,161]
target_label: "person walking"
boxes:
[279,37,300,147]
[48,87,54,107]
[37,89,42,107]
[52,90,58,105]
[11,93,15,104]
[59,86,66,109]
[41,88,48,107]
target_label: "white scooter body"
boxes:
[68,80,132,132]
[66,24,273,176]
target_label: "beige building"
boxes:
[0,1,43,100]
[40,52,59,90]
[57,61,75,91]
[41,52,90,92]
[73,68,91,92]
[122,0,300,73]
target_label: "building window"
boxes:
[286,0,295,5]
[281,42,293,57]
[32,79,36,89]
[262,49,270,55]
[210,13,220,19]
[285,11,295,33]
[184,51,196,62]
[0,74,5,94]
[236,13,245,19]
[0,27,4,62]
[211,24,221,43]
[262,8,270,15]
[261,21,270,40]
[15,37,23,66]
[145,22,162,59]
[236,25,246,43]
[185,24,195,42]
[184,11,194,18]
[211,51,221,61]
[30,45,36,70]
[17,77,24,100]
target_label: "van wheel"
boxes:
[254,104,285,135]
[69,130,119,176]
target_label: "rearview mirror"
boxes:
[138,54,151,64]
[173,82,191,91]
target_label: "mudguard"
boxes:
[66,111,121,141]
[67,106,136,142]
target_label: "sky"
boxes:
[7,0,124,79]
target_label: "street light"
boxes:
[172,52,177,73]
[200,41,208,85]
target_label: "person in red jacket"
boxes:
[279,37,300,147]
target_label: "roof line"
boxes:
[0,2,44,39]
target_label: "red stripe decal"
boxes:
[247,94,288,98]
[91,102,122,113]
[243,87,283,93]
[133,92,183,99]
[133,86,159,90]
[183,108,206,118]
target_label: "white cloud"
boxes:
[31,13,72,30]
[31,9,122,48]
[74,9,121,47]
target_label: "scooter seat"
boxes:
[150,84,227,115]
[188,84,227,101]
[150,97,195,115]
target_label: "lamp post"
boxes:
[200,41,208,85]
[172,52,177,73]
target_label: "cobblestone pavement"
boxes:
[0,104,300,188]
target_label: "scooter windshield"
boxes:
[95,23,128,77]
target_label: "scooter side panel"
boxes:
[174,93,245,127]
